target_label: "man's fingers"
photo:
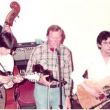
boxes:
[44,75,49,78]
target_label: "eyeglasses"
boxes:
[102,41,110,45]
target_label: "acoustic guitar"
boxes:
[77,78,110,109]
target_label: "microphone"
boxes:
[56,47,63,109]
[56,47,60,56]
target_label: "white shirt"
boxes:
[0,54,14,72]
[71,50,110,94]
[0,54,14,88]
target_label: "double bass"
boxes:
[2,1,20,109]
[2,1,20,32]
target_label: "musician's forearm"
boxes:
[81,82,99,97]
[0,75,10,84]
[65,96,71,109]
[4,80,14,89]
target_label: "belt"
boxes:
[50,83,65,88]
[38,80,67,88]
[50,80,67,88]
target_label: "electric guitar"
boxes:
[0,64,58,83]
[21,64,59,82]
[77,78,110,109]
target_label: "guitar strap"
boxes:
[0,62,7,102]
[0,62,13,76]
[0,62,7,72]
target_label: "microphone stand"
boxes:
[57,49,63,109]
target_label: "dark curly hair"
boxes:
[0,32,17,52]
[97,31,110,45]
[97,31,110,49]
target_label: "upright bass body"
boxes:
[4,1,20,109]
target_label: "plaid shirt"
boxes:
[26,42,73,96]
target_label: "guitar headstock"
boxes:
[5,1,20,26]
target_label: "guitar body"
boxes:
[5,66,20,109]
[5,87,18,109]
[77,78,110,109]
[77,82,100,109]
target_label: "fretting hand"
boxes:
[13,74,24,83]
[38,75,53,86]
[81,82,105,99]
[4,80,14,89]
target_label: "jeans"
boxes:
[34,83,65,109]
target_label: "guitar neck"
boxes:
[0,70,12,76]
[2,23,12,33]
[20,72,40,82]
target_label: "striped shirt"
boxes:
[26,42,73,96]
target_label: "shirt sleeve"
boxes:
[71,63,88,94]
[26,47,40,82]
[63,50,73,96]
[1,54,14,72]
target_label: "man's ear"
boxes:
[61,37,65,44]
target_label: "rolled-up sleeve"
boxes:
[71,63,88,94]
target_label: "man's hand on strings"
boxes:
[38,75,53,86]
